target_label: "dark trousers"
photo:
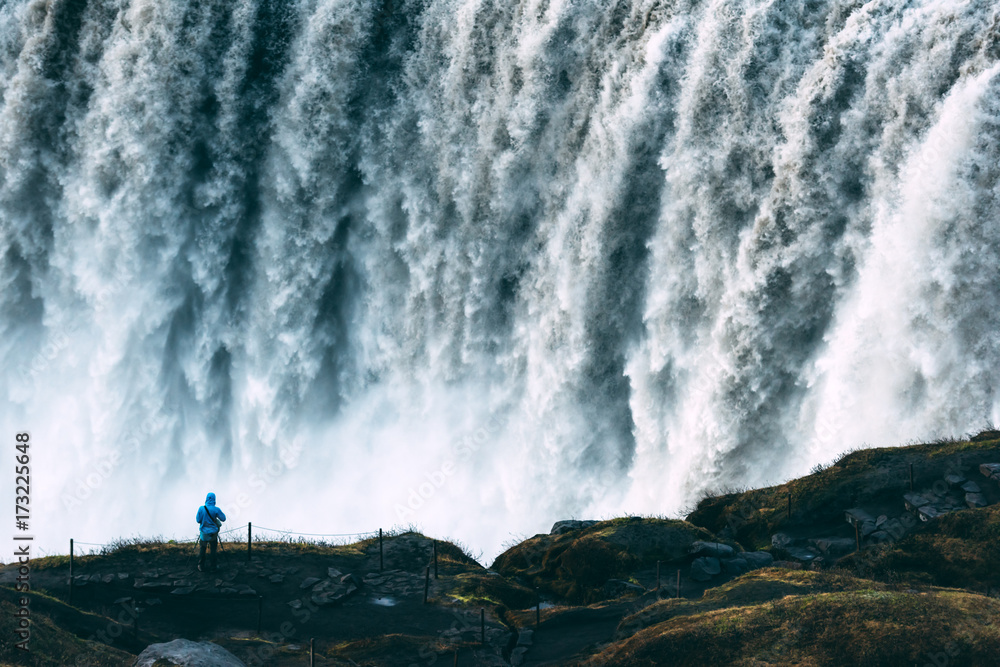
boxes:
[199,534,218,570]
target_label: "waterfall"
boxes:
[1,0,998,557]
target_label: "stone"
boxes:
[918,505,944,521]
[516,628,534,646]
[327,567,343,579]
[171,586,197,596]
[962,481,982,494]
[89,574,103,583]
[287,600,303,610]
[132,638,246,667]
[980,463,1000,479]
[220,588,238,595]
[690,557,721,582]
[844,508,875,525]
[869,530,891,543]
[904,493,929,510]
[742,551,774,569]
[132,578,145,589]
[269,574,284,584]
[860,521,877,537]
[786,547,820,563]
[511,646,529,666]
[300,577,321,589]
[113,597,134,605]
[239,588,258,596]
[966,493,987,508]
[944,473,966,486]
[721,558,749,576]
[875,515,888,527]
[172,580,192,588]
[689,541,735,558]
[771,533,793,549]
[340,573,362,587]
[550,520,598,535]
[810,537,856,556]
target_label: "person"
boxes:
[196,492,226,572]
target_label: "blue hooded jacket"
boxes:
[196,492,226,538]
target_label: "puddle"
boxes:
[370,596,398,607]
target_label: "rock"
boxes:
[869,530,891,543]
[918,505,945,521]
[101,574,115,584]
[721,558,749,575]
[742,551,774,569]
[875,515,888,527]
[786,547,820,563]
[171,586,197,596]
[689,541,735,558]
[844,508,875,526]
[269,574,284,584]
[979,463,1000,479]
[327,567,342,579]
[172,580,192,588]
[146,598,162,606]
[511,646,529,666]
[962,481,982,493]
[113,597,133,605]
[690,557,721,581]
[132,638,246,666]
[966,493,987,508]
[550,520,598,535]
[300,577,321,589]
[860,521,878,537]
[904,493,929,510]
[220,588,238,595]
[287,600,302,610]
[340,573,362,587]
[516,628,534,646]
[944,473,966,486]
[810,537,856,556]
[239,588,258,596]
[771,533,793,549]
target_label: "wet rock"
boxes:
[945,473,966,486]
[845,508,875,525]
[918,505,945,521]
[860,521,878,537]
[869,530,891,543]
[742,551,774,569]
[327,567,342,579]
[689,541,735,558]
[340,573,362,587]
[962,481,982,494]
[904,493,929,511]
[300,577,321,589]
[690,557,721,581]
[786,547,820,562]
[980,463,1000,479]
[721,558,749,576]
[966,493,987,508]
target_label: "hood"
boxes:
[205,492,216,506]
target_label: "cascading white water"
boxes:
[1,0,998,559]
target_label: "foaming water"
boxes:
[1,0,998,559]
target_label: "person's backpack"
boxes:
[202,506,222,530]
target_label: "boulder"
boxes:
[918,505,945,521]
[903,493,929,511]
[689,557,721,582]
[132,639,246,666]
[689,541,735,558]
[844,508,875,526]
[966,493,987,508]
[550,520,598,535]
[786,547,820,563]
[962,481,982,494]
[721,558,749,576]
[771,533,793,549]
[979,463,1000,479]
[860,521,878,537]
[299,577,321,589]
[944,473,966,486]
[170,586,196,596]
[327,567,342,579]
[742,551,774,569]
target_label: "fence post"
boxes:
[424,566,430,604]
[480,608,485,645]
[855,521,860,552]
[247,522,252,562]
[676,570,681,599]
[69,538,74,604]
[309,638,315,667]
[379,528,384,572]
[433,540,438,579]
[909,463,914,492]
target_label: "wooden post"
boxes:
[69,538,74,604]
[247,522,252,561]
[656,560,661,591]
[424,566,430,604]
[909,463,914,492]
[309,638,315,667]
[256,595,263,635]
[480,608,485,645]
[434,540,439,579]
[855,521,860,552]
[379,528,384,572]
[676,569,681,599]
[453,650,458,667]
